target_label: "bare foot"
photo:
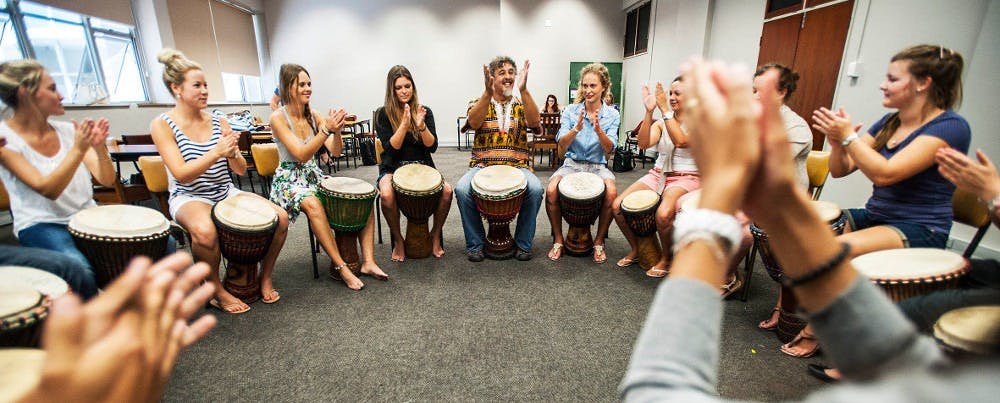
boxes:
[338,267,365,290]
[391,240,405,262]
[360,261,389,281]
[432,237,445,258]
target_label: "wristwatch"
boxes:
[841,132,859,147]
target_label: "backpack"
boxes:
[612,146,635,172]
[358,137,377,166]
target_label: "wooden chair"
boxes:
[806,150,831,200]
[952,188,991,258]
[137,156,171,219]
[250,143,279,197]
[532,113,560,168]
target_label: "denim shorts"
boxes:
[844,208,948,248]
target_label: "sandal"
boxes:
[720,276,743,299]
[616,256,639,268]
[781,330,821,358]
[208,298,250,314]
[592,245,607,264]
[261,289,281,304]
[645,265,669,278]
[758,307,780,331]
[548,243,563,261]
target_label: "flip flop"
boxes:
[548,243,563,261]
[209,298,250,314]
[758,307,780,331]
[262,289,281,304]
[593,245,607,264]
[645,266,669,278]
[781,330,821,358]
[616,256,639,268]
[720,276,743,299]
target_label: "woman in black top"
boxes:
[375,65,453,261]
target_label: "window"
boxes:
[0,1,147,104]
[624,2,651,58]
[221,72,263,103]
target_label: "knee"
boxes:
[545,186,559,205]
[655,210,676,230]
[188,222,218,249]
[441,183,454,203]
[301,197,321,214]
[275,209,289,232]
[380,191,397,210]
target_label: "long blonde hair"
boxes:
[383,65,419,140]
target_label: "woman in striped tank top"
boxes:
[151,49,289,314]
[269,63,387,291]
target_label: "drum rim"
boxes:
[621,190,661,213]
[855,248,969,282]
[68,205,170,237]
[68,227,171,243]
[933,305,1000,355]
[471,186,526,201]
[210,196,279,231]
[0,294,47,332]
[319,176,377,196]
[557,172,605,200]
[392,164,444,194]
[471,165,527,196]
[317,184,378,200]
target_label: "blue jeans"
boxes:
[455,166,544,253]
[14,224,98,300]
[844,208,948,248]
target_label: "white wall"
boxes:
[625,0,1000,256]
[264,0,622,146]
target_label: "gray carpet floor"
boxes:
[1,147,832,402]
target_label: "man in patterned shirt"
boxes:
[455,56,543,262]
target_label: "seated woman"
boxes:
[612,77,702,278]
[375,65,453,262]
[151,49,288,314]
[0,60,116,300]
[545,63,619,264]
[780,44,972,358]
[542,94,560,114]
[270,63,387,290]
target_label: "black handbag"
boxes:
[359,137,377,166]
[612,146,635,172]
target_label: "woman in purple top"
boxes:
[779,44,972,358]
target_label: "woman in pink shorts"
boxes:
[612,77,699,277]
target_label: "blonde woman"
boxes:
[151,49,288,314]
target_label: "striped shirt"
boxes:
[161,113,232,203]
[466,97,532,169]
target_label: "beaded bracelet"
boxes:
[781,242,852,288]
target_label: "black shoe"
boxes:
[807,364,839,383]
[515,249,532,261]
[467,250,485,262]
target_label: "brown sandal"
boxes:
[758,307,780,331]
[780,330,821,358]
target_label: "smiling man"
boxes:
[455,56,543,262]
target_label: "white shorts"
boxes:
[551,159,616,180]
[168,186,243,219]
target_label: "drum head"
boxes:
[69,205,169,238]
[213,193,278,231]
[811,200,842,223]
[0,266,69,299]
[472,165,526,197]
[392,164,442,193]
[621,189,660,213]
[852,248,967,280]
[0,282,41,319]
[933,305,1000,355]
[0,348,45,400]
[679,189,701,211]
[320,176,376,196]
[557,172,605,200]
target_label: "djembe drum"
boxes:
[0,266,68,348]
[317,176,377,273]
[471,165,527,260]
[620,189,662,270]
[68,205,170,287]
[212,193,278,304]
[557,172,606,256]
[392,163,444,259]
[933,305,1000,358]
[750,200,846,342]
[853,248,970,302]
[0,349,45,400]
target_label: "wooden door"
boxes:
[758,0,854,150]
